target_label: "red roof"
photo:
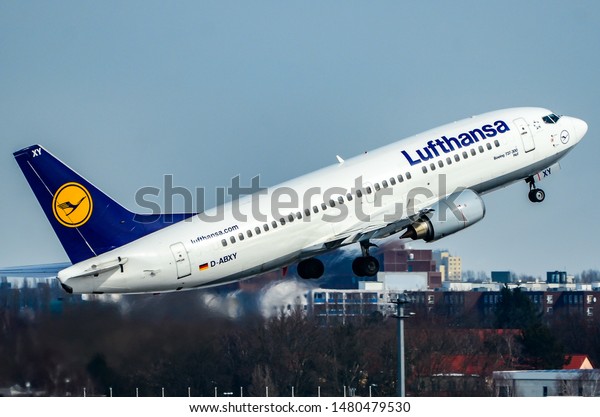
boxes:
[437,354,506,376]
[563,354,594,370]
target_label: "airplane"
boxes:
[12,107,587,294]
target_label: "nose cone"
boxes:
[573,117,588,141]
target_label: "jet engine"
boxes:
[401,189,485,242]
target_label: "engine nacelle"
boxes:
[401,189,485,242]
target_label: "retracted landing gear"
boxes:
[526,176,545,203]
[352,240,380,277]
[297,258,325,279]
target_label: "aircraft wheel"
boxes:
[297,258,324,279]
[528,188,545,203]
[352,256,380,277]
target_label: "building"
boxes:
[383,242,441,288]
[493,370,600,397]
[432,250,462,282]
[564,355,594,370]
[491,271,512,284]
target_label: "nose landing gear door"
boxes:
[514,118,535,153]
[170,242,191,279]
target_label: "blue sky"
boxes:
[1,1,598,277]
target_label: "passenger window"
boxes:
[462,151,468,159]
[398,174,404,183]
[470,148,476,156]
[238,233,245,241]
[429,163,436,171]
[321,203,327,210]
[356,189,363,198]
[390,177,396,186]
[288,214,295,222]
[454,154,460,162]
[255,226,261,235]
[374,183,381,191]
[304,208,311,217]
[438,160,444,168]
[247,230,252,238]
[280,218,286,225]
[422,166,428,174]
[338,196,344,204]
[313,205,319,213]
[329,199,336,207]
[263,224,269,232]
[494,140,500,147]
[230,236,236,244]
[446,157,452,165]
[366,186,372,194]
[221,239,227,247]
[486,142,492,150]
[271,220,278,229]
[296,211,302,219]
[346,193,353,201]
[478,145,484,153]
[382,180,388,188]
[406,172,412,180]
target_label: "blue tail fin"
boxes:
[14,145,194,264]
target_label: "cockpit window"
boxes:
[542,113,561,124]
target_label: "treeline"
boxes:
[1,287,600,396]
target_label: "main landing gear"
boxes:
[352,241,380,277]
[526,176,545,203]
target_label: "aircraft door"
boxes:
[170,242,192,278]
[514,118,535,152]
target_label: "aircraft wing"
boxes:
[299,216,413,259]
[0,262,71,278]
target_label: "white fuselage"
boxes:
[58,107,587,294]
